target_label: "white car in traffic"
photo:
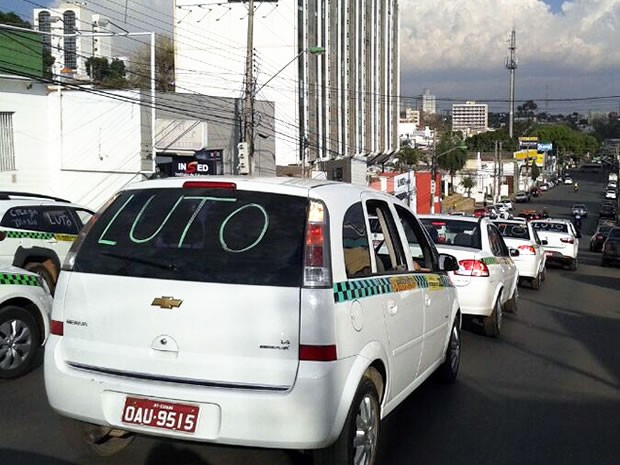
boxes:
[420,215,519,337]
[530,219,580,270]
[493,220,547,289]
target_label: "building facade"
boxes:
[33,3,112,81]
[417,88,436,114]
[451,101,488,135]
[174,0,400,168]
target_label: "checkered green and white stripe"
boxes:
[333,274,453,303]
[334,277,392,303]
[0,273,40,287]
[4,231,55,240]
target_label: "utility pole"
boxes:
[505,28,517,139]
[498,141,503,201]
[241,0,255,175]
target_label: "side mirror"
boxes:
[510,248,520,257]
[439,253,459,272]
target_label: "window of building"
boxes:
[0,112,16,172]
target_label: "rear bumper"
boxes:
[513,256,540,279]
[452,278,496,317]
[44,336,358,449]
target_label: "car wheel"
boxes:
[483,295,502,337]
[0,305,41,379]
[24,262,56,296]
[437,319,461,383]
[313,374,380,465]
[531,272,541,290]
[541,267,547,281]
[82,424,135,457]
[569,258,578,271]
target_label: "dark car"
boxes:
[590,224,613,252]
[599,204,617,220]
[601,227,620,266]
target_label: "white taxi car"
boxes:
[530,219,580,270]
[0,192,94,293]
[419,215,519,337]
[493,220,547,289]
[0,265,52,379]
[45,177,461,465]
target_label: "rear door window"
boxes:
[1,206,80,234]
[73,188,308,287]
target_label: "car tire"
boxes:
[437,318,461,383]
[0,305,41,379]
[569,258,578,271]
[541,267,547,282]
[313,374,380,465]
[531,272,541,290]
[24,262,56,296]
[483,295,502,337]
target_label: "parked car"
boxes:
[0,265,52,379]
[499,198,513,211]
[601,227,620,267]
[599,204,617,220]
[590,224,614,252]
[539,184,549,192]
[605,189,617,200]
[571,203,588,218]
[530,219,580,270]
[564,177,574,185]
[0,192,94,294]
[419,215,519,337]
[514,191,530,203]
[493,220,547,289]
[45,177,462,464]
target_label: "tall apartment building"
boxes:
[33,3,112,81]
[401,108,420,125]
[452,101,488,135]
[417,88,436,115]
[174,0,400,167]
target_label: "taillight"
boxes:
[0,231,5,241]
[50,319,64,336]
[596,234,604,239]
[455,259,490,277]
[560,237,574,244]
[299,344,337,361]
[303,200,331,287]
[518,245,536,255]
[182,181,236,190]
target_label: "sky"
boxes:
[3,0,619,115]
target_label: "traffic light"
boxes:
[237,142,250,175]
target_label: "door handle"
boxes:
[387,299,398,315]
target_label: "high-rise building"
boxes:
[452,101,488,135]
[174,0,400,167]
[33,4,112,81]
[417,88,436,115]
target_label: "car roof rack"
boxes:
[0,191,71,203]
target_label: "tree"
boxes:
[517,100,538,118]
[397,146,427,168]
[85,57,128,88]
[460,175,476,197]
[435,133,467,193]
[128,35,175,91]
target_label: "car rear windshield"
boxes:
[494,222,531,240]
[609,228,620,239]
[420,218,482,249]
[531,222,568,233]
[72,187,308,287]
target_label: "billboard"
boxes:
[514,149,545,166]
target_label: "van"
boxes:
[45,177,461,465]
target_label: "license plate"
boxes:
[545,251,553,256]
[122,397,199,433]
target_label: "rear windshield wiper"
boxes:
[100,251,177,271]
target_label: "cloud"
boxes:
[401,0,620,72]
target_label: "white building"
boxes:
[417,88,436,114]
[33,3,112,81]
[401,108,420,125]
[452,101,488,135]
[173,0,400,167]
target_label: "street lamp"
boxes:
[430,142,468,213]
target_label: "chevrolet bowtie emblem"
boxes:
[151,296,183,309]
